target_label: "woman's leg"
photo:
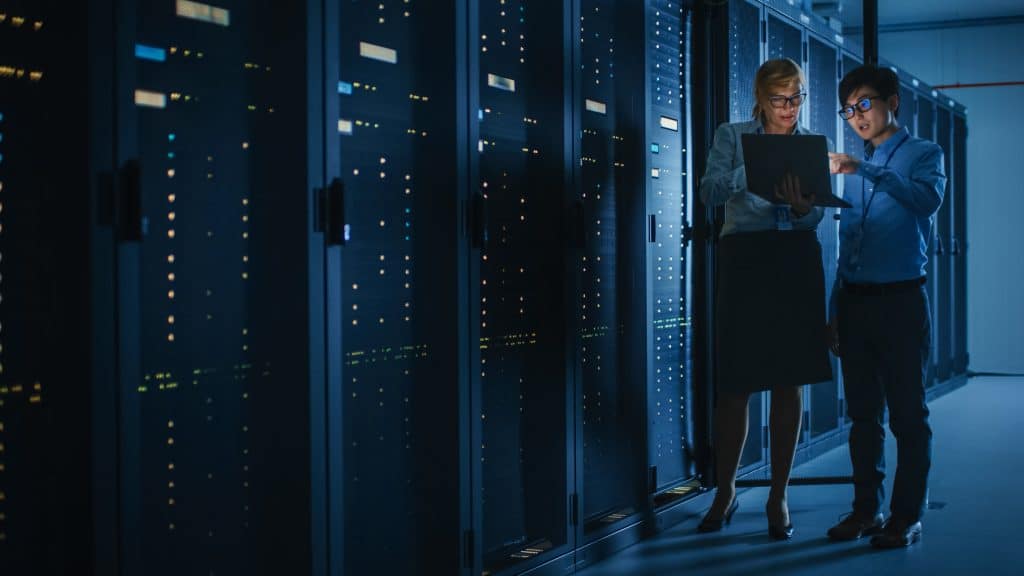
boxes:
[709,391,752,517]
[768,385,804,525]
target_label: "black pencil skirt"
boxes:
[716,229,833,394]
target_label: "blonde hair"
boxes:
[752,58,807,121]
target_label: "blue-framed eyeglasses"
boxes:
[768,92,806,109]
[839,96,883,120]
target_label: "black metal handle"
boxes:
[649,214,657,243]
[316,178,347,246]
[682,223,694,247]
[117,159,143,243]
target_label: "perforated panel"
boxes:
[337,2,460,573]
[766,14,801,63]
[953,115,967,373]
[479,0,569,570]
[936,108,952,381]
[729,1,761,123]
[578,0,642,530]
[647,0,695,491]
[121,1,313,573]
[807,36,839,438]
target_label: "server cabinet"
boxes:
[935,107,953,382]
[806,33,841,439]
[575,0,647,541]
[0,2,110,573]
[952,113,968,374]
[474,0,574,573]
[330,2,465,574]
[645,0,698,503]
[915,95,941,388]
[113,1,324,574]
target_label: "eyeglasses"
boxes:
[768,92,806,109]
[838,96,883,120]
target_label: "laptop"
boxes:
[740,133,852,208]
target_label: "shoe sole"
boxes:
[870,530,921,548]
[827,524,884,542]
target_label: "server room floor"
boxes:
[577,376,1023,576]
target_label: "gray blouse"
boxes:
[699,119,827,237]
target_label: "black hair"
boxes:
[839,64,901,118]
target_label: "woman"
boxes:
[697,58,832,540]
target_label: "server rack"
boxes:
[935,104,953,382]
[327,2,466,574]
[1,0,333,574]
[0,2,109,573]
[952,110,968,374]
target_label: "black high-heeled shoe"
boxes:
[766,502,794,540]
[697,497,739,533]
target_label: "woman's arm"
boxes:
[699,123,748,207]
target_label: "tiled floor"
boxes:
[576,376,1024,576]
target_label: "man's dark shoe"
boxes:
[827,512,885,541]
[870,517,922,548]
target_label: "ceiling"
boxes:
[812,0,1024,31]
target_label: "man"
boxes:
[826,64,946,548]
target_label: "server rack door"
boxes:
[916,97,939,388]
[575,0,646,539]
[953,114,968,374]
[726,0,766,470]
[935,108,953,381]
[477,1,573,573]
[766,12,802,63]
[333,3,462,574]
[728,0,762,125]
[115,2,317,574]
[806,35,840,439]
[646,0,698,502]
[899,83,917,137]
[0,2,103,573]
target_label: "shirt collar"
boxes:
[865,125,909,159]
[754,118,803,135]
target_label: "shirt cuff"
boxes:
[856,160,884,183]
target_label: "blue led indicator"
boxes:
[135,44,167,62]
[0,112,4,122]
[337,81,353,95]
[167,152,176,159]
[168,133,176,142]
[478,109,484,120]
[651,143,660,153]
[404,208,411,214]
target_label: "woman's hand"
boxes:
[773,172,814,217]
[829,152,860,175]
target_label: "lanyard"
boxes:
[860,132,910,230]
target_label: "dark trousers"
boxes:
[838,283,932,522]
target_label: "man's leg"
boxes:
[883,285,933,524]
[840,291,887,518]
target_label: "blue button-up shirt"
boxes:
[835,126,946,289]
[700,119,826,237]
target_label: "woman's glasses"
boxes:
[839,96,883,120]
[768,92,806,109]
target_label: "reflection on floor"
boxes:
[577,376,1024,576]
